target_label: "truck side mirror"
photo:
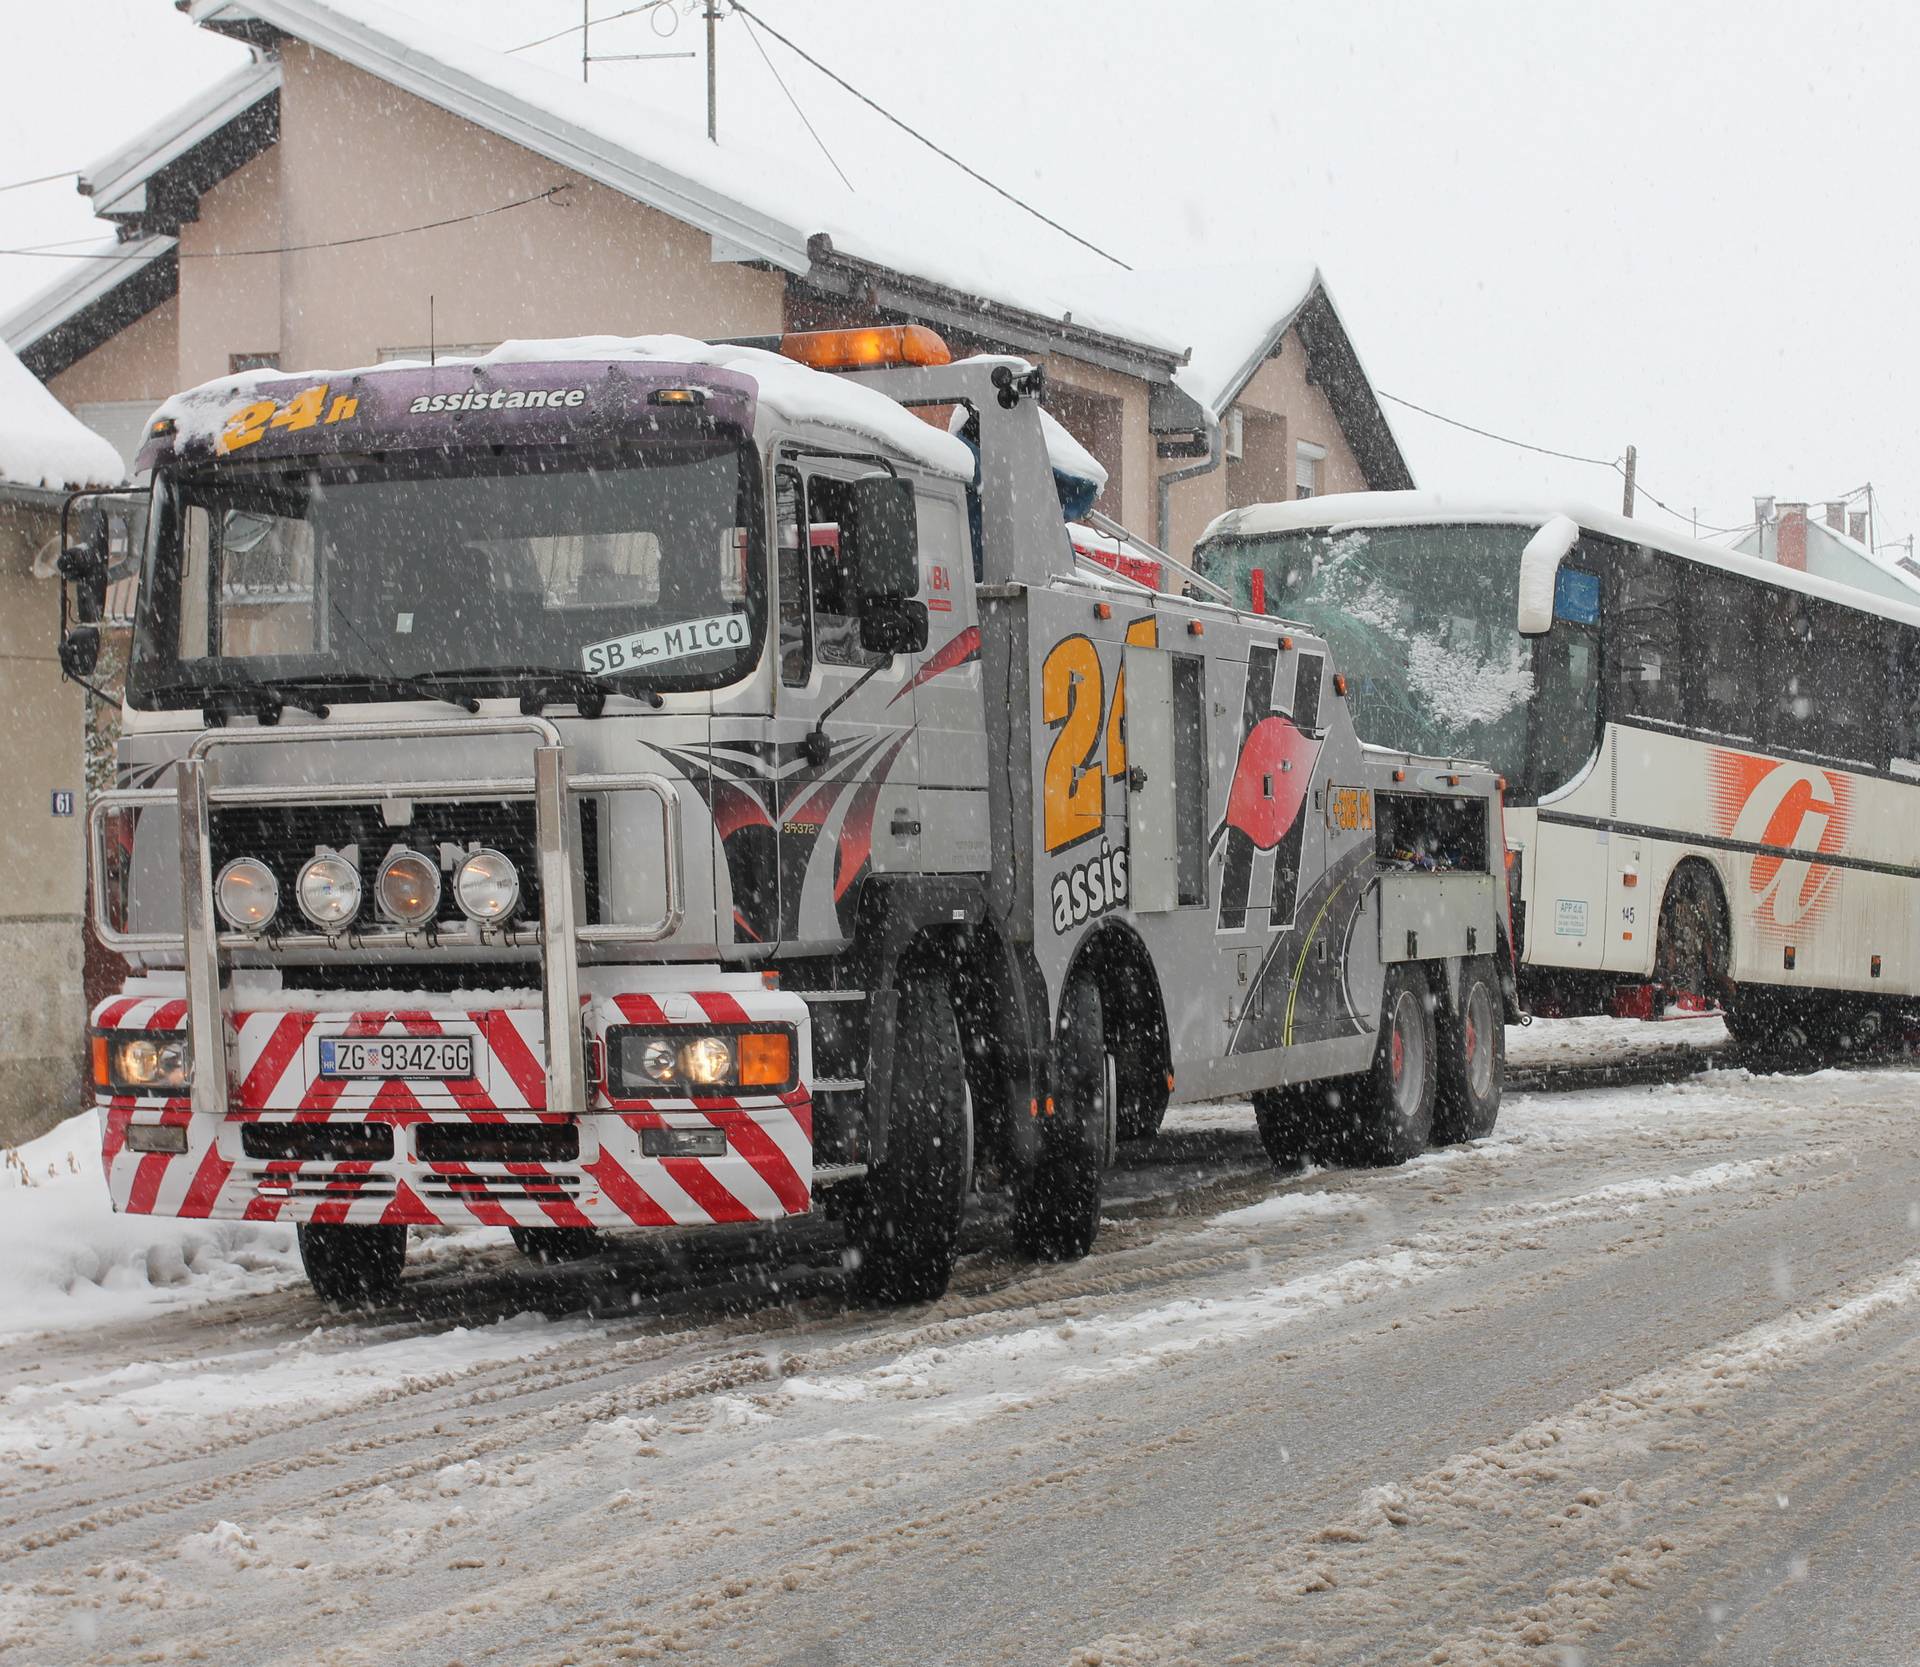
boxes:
[859,597,929,657]
[842,476,919,602]
[60,624,102,680]
[58,519,110,624]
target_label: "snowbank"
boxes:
[0,340,125,492]
[0,1110,300,1342]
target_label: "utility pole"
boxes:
[1621,444,1637,517]
[706,0,719,142]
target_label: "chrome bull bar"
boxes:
[86,714,685,1118]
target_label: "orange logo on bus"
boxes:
[1707,750,1852,933]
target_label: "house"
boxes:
[3,0,1410,562]
[1734,498,1920,607]
[0,342,124,1144]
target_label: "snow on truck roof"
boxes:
[1198,489,1920,632]
[145,335,977,480]
[0,339,125,493]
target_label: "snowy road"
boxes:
[3,1035,1918,1665]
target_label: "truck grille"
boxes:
[208,799,599,931]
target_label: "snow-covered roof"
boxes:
[0,339,126,492]
[1198,489,1920,632]
[82,56,281,224]
[0,233,177,369]
[1732,513,1920,603]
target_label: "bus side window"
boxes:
[1607,544,1683,728]
[776,465,811,686]
[1813,598,1884,765]
[1685,569,1759,742]
[1890,622,1920,770]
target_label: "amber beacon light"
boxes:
[778,325,953,371]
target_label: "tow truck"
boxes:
[62,324,1508,1305]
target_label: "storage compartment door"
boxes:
[1125,644,1177,912]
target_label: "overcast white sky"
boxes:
[2,0,1916,549]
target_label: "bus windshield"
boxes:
[1199,521,1600,802]
[129,437,763,708]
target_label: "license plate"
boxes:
[318,1036,475,1080]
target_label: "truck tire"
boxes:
[846,971,970,1306]
[1433,957,1503,1144]
[509,1226,602,1263]
[297,1223,407,1306]
[1013,974,1109,1262]
[1342,965,1437,1167]
[1251,1082,1327,1170]
[1115,1039,1169,1142]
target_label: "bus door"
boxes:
[1526,565,1609,972]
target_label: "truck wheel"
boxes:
[509,1226,602,1263]
[297,1224,407,1306]
[1252,1082,1327,1169]
[1433,957,1503,1144]
[1343,965,1437,1167]
[1115,1042,1169,1142]
[1013,974,1109,1262]
[847,971,969,1306]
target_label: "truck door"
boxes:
[1123,642,1212,914]
[772,457,923,945]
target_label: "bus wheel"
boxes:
[1252,1082,1328,1169]
[847,970,970,1306]
[1654,862,1728,1012]
[509,1227,602,1263]
[1344,966,1437,1167]
[297,1224,407,1306]
[1434,957,1504,1144]
[1014,974,1109,1262]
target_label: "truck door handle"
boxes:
[890,816,922,837]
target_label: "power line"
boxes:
[736,10,852,191]
[508,2,672,54]
[725,1,1130,271]
[0,169,77,196]
[0,185,570,260]
[1375,389,1619,468]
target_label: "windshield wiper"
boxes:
[138,674,329,725]
[294,672,481,714]
[405,665,662,719]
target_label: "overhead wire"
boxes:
[507,2,673,54]
[0,169,78,196]
[736,9,853,191]
[1375,389,1619,469]
[724,0,1131,271]
[0,185,571,260]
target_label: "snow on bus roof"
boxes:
[151,334,976,480]
[1199,489,1920,632]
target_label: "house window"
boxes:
[229,353,280,375]
[1295,440,1327,500]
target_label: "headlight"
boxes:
[92,1030,192,1093]
[215,857,278,934]
[616,1028,795,1094]
[376,849,441,927]
[296,851,362,929]
[453,848,520,923]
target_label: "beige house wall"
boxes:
[1035,353,1152,535]
[1155,326,1372,563]
[0,500,86,1144]
[177,145,283,385]
[48,294,180,408]
[273,44,785,370]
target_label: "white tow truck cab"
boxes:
[67,325,1506,1305]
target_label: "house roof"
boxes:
[0,339,126,492]
[7,0,1408,485]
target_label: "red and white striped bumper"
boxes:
[89,987,814,1231]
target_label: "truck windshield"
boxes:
[129,438,763,707]
[1199,521,1600,803]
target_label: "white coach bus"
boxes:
[1194,492,1920,1047]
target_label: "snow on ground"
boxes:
[0,1110,302,1344]
[1504,1010,1729,1069]
[1210,1189,1373,1228]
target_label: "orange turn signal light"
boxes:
[90,1033,111,1089]
[738,1031,793,1088]
[778,325,953,372]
